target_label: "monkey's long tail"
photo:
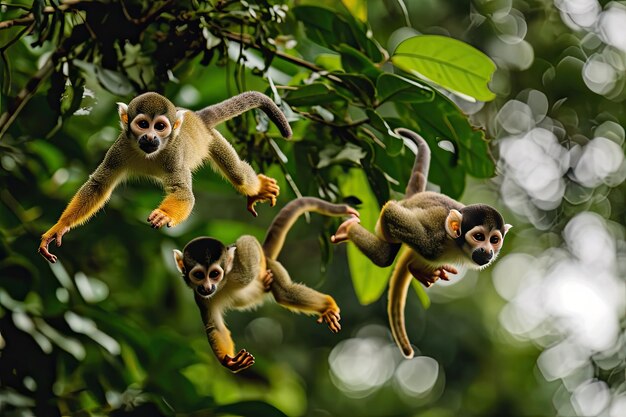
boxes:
[395,128,431,198]
[388,249,416,359]
[263,197,358,260]
[196,91,292,138]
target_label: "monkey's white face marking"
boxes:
[189,263,225,299]
[463,225,505,269]
[130,114,173,158]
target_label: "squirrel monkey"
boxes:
[331,128,512,358]
[173,197,359,373]
[39,91,292,263]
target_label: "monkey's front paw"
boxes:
[262,269,274,292]
[330,216,360,244]
[435,264,458,282]
[38,225,70,263]
[247,175,280,217]
[148,209,174,228]
[222,349,255,373]
[317,308,341,333]
[409,264,458,288]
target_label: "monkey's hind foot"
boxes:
[262,269,274,292]
[247,174,280,217]
[222,349,255,373]
[317,307,341,333]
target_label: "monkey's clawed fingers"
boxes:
[435,265,458,281]
[148,209,174,229]
[262,269,274,292]
[317,309,341,333]
[222,349,255,373]
[247,175,280,217]
[38,225,69,263]
[330,216,361,244]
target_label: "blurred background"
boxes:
[1,0,625,416]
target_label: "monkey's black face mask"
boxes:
[472,248,493,266]
[195,282,217,298]
[138,135,160,154]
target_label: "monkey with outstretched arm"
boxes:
[39,91,291,263]
[173,197,359,373]
[332,128,512,358]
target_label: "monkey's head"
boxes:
[445,204,512,270]
[117,92,186,157]
[173,237,236,299]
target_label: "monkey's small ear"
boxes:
[503,224,513,236]
[445,209,463,239]
[173,249,185,273]
[173,110,186,132]
[224,246,236,274]
[117,102,129,126]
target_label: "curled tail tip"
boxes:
[394,127,425,143]
[401,346,415,359]
[281,126,293,140]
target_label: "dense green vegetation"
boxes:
[1,1,625,416]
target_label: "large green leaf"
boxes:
[392,35,496,102]
[411,91,495,181]
[293,5,383,61]
[339,169,392,305]
[376,73,434,104]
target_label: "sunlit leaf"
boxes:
[392,35,497,101]
[341,0,367,21]
[339,169,391,305]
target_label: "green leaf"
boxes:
[411,278,431,309]
[315,53,343,71]
[331,72,375,105]
[365,109,404,156]
[317,143,367,169]
[376,73,434,104]
[215,401,289,417]
[73,60,134,96]
[285,83,343,106]
[339,44,382,82]
[411,91,495,181]
[392,35,496,101]
[341,0,367,21]
[293,6,383,61]
[339,169,391,305]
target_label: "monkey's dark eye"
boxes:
[209,270,220,279]
[155,122,166,131]
[490,236,500,244]
[192,271,204,280]
[474,233,485,241]
[138,120,149,129]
